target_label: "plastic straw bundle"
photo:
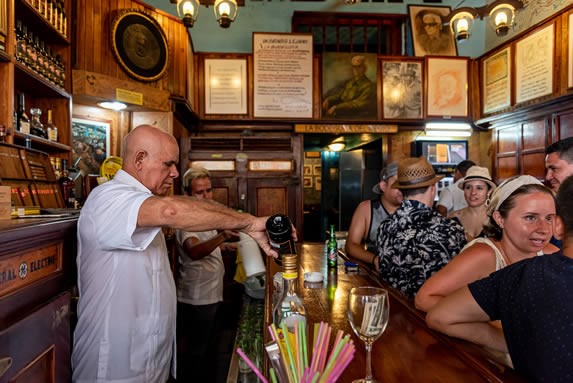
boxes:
[236,321,355,383]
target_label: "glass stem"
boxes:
[365,341,373,381]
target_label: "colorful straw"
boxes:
[236,347,268,383]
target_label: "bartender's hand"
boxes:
[244,216,297,258]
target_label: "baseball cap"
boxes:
[372,162,398,194]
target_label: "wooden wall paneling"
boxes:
[211,176,239,209]
[497,156,519,181]
[554,110,573,140]
[248,178,289,218]
[520,118,548,179]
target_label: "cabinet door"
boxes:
[210,176,239,210]
[247,177,299,228]
[0,292,71,383]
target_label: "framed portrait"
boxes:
[322,52,378,120]
[408,5,457,57]
[204,58,247,115]
[303,165,312,176]
[426,57,469,118]
[381,57,423,119]
[315,177,322,191]
[72,117,111,175]
[482,47,511,114]
[515,24,554,104]
[111,9,169,82]
[313,165,321,176]
[303,177,313,188]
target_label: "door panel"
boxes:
[247,177,298,230]
[210,176,239,210]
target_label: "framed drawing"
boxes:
[426,57,468,118]
[515,24,554,104]
[204,58,247,115]
[72,117,111,175]
[111,9,169,82]
[303,165,312,176]
[482,47,511,114]
[313,165,321,176]
[381,57,423,119]
[303,177,313,188]
[322,52,378,120]
[408,5,456,57]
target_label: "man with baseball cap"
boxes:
[375,157,466,298]
[345,162,403,270]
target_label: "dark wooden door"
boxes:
[247,176,299,227]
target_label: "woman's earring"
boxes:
[485,197,491,206]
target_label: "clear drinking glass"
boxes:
[347,286,389,383]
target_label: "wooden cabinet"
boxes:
[180,132,304,235]
[0,217,77,382]
[1,0,72,160]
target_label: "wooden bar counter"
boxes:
[0,216,78,382]
[264,243,524,383]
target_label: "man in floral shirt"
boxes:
[376,157,466,298]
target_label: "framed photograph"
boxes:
[303,165,312,176]
[111,9,169,82]
[482,47,511,114]
[381,58,423,119]
[72,117,111,175]
[516,24,554,104]
[322,52,378,120]
[408,5,457,57]
[303,177,313,188]
[315,177,322,191]
[253,33,313,118]
[313,164,321,176]
[426,57,469,118]
[204,58,247,115]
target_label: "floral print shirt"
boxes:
[376,199,466,298]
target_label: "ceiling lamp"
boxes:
[214,0,238,28]
[328,142,345,152]
[445,0,523,41]
[176,0,200,28]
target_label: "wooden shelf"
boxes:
[0,50,11,62]
[14,61,70,98]
[15,0,70,45]
[13,131,72,153]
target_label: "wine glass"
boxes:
[347,286,389,383]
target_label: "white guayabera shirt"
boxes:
[72,170,176,383]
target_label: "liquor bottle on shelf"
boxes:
[58,159,76,208]
[26,30,37,70]
[30,108,48,139]
[16,94,31,135]
[35,37,45,76]
[272,253,306,333]
[22,25,33,68]
[327,224,338,268]
[265,214,296,265]
[46,109,58,141]
[15,20,27,63]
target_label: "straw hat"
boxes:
[458,166,496,191]
[372,162,398,194]
[391,157,444,190]
[486,175,543,217]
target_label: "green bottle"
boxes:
[327,224,337,268]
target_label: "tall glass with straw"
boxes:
[347,287,389,383]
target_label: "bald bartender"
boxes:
[72,125,277,383]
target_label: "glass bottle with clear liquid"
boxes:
[273,253,306,333]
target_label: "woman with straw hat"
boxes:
[448,166,496,241]
[416,175,558,314]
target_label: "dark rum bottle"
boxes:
[16,93,30,135]
[265,214,296,265]
[58,159,76,208]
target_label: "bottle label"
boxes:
[282,271,298,280]
[20,121,30,134]
[48,128,57,141]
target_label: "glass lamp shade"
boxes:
[214,0,238,28]
[178,0,199,28]
[489,3,516,36]
[449,11,475,41]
